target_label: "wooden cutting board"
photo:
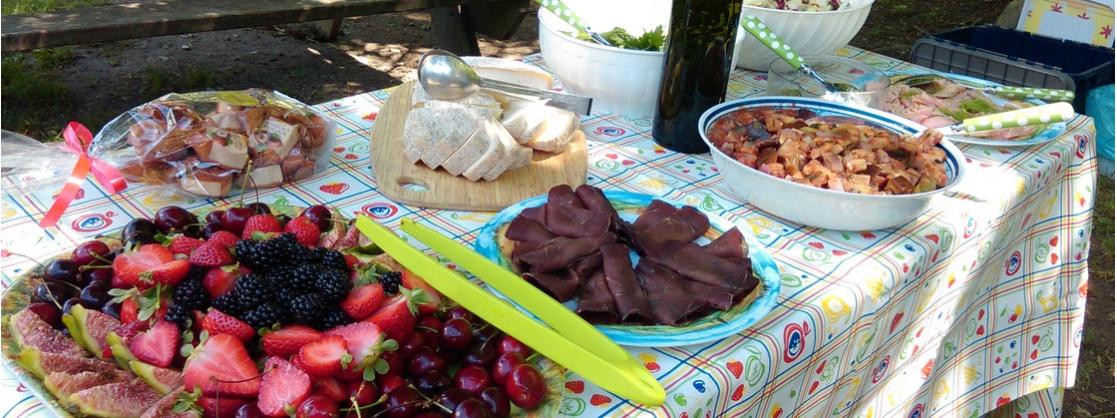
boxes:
[369,81,587,211]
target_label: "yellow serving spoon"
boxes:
[355,216,665,406]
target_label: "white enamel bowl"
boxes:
[735,0,875,71]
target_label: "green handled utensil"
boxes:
[939,102,1076,134]
[534,0,614,47]
[739,15,854,93]
[898,74,1075,101]
[354,216,666,406]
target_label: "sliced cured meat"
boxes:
[10,309,87,357]
[645,240,751,293]
[520,205,545,224]
[570,252,603,280]
[632,200,677,231]
[633,204,709,250]
[543,200,610,238]
[686,281,736,310]
[600,244,653,323]
[547,184,586,210]
[504,215,556,243]
[574,185,618,217]
[522,271,580,302]
[703,227,747,259]
[575,270,619,324]
[515,233,616,273]
[635,260,709,326]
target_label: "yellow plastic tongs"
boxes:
[355,216,666,406]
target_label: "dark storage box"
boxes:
[910,25,1114,111]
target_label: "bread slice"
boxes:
[462,119,511,181]
[482,126,534,182]
[461,56,554,90]
[442,118,501,178]
[500,101,580,153]
[411,86,503,118]
[402,106,482,169]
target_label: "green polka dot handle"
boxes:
[959,102,1076,133]
[990,86,1076,101]
[535,0,591,34]
[740,15,804,70]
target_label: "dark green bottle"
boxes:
[652,0,742,154]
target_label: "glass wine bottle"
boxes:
[652,0,742,154]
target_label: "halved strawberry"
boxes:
[261,325,322,358]
[207,230,240,249]
[257,357,311,418]
[365,291,421,342]
[284,216,320,247]
[114,320,149,343]
[189,242,234,268]
[340,283,386,320]
[295,335,351,378]
[314,378,348,402]
[401,270,441,314]
[324,322,391,371]
[200,308,255,342]
[167,235,205,256]
[203,265,242,299]
[119,298,139,324]
[127,320,179,368]
[113,244,190,287]
[183,334,261,397]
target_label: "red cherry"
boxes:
[498,335,531,357]
[384,387,421,418]
[296,394,339,418]
[453,399,493,418]
[27,302,62,329]
[377,374,407,395]
[301,205,332,231]
[446,306,474,321]
[454,365,491,394]
[408,347,447,376]
[503,363,546,409]
[479,387,511,417]
[222,207,255,235]
[205,210,225,225]
[71,240,111,266]
[463,340,498,367]
[346,380,378,406]
[491,352,524,386]
[440,317,473,351]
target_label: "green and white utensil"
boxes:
[740,15,853,93]
[534,0,614,47]
[899,74,1076,101]
[938,102,1075,134]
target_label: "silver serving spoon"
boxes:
[417,50,593,115]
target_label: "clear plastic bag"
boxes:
[0,130,78,195]
[91,89,336,197]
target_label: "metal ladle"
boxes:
[417,49,593,114]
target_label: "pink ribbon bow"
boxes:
[39,122,128,228]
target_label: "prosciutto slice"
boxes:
[514,233,616,273]
[505,216,556,244]
[703,227,747,259]
[600,243,653,323]
[635,260,708,325]
[576,270,619,324]
[645,240,751,292]
[523,271,579,302]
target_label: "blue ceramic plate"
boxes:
[887,70,1067,147]
[474,191,782,347]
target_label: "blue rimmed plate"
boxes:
[474,190,781,347]
[886,70,1068,147]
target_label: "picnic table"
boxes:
[0,47,1097,418]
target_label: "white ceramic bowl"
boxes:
[537,5,745,118]
[697,97,966,231]
[735,0,874,71]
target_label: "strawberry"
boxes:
[324,322,392,370]
[344,254,360,271]
[401,270,441,314]
[113,244,191,287]
[261,325,323,358]
[208,230,240,249]
[314,378,348,402]
[242,214,282,240]
[340,283,386,320]
[295,335,352,378]
[195,396,249,418]
[258,357,312,418]
[284,216,320,247]
[168,235,205,256]
[183,334,261,397]
[128,320,180,368]
[114,320,149,343]
[189,242,235,268]
[119,298,139,324]
[203,265,242,299]
[201,308,256,342]
[365,290,422,342]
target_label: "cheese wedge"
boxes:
[500,101,580,153]
[411,87,503,118]
[461,119,510,182]
[482,123,533,181]
[402,106,482,169]
[461,56,554,90]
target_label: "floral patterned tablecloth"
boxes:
[0,47,1097,418]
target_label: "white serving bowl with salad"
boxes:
[537,1,743,118]
[736,0,875,71]
[698,96,966,231]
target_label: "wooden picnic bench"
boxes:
[1,0,528,54]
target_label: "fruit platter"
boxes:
[1,203,564,418]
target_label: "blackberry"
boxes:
[242,301,284,329]
[211,293,243,316]
[315,268,352,303]
[234,240,277,272]
[163,303,190,328]
[286,265,321,293]
[172,269,210,311]
[288,293,325,325]
[316,248,347,271]
[269,234,315,265]
[379,271,402,294]
[318,308,352,330]
[228,274,274,311]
